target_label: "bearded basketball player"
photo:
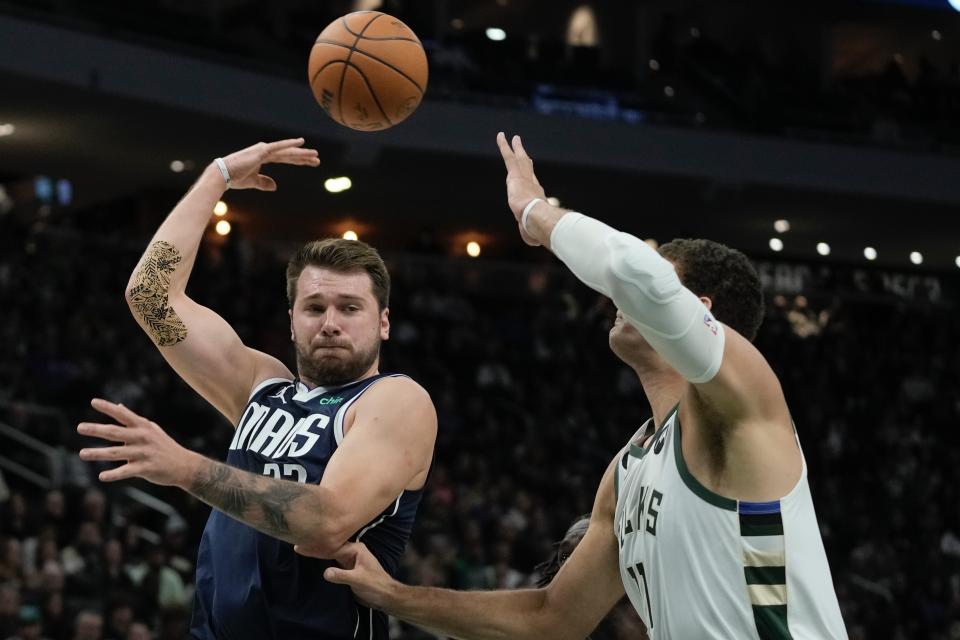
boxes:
[77,139,437,640]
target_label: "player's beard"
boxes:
[295,334,381,387]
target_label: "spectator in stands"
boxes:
[123,622,149,640]
[0,582,22,640]
[71,611,102,640]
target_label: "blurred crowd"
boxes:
[3,0,959,152]
[1,204,959,640]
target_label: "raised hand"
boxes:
[496,132,547,246]
[218,138,321,191]
[78,398,194,487]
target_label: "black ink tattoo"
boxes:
[127,241,188,346]
[189,459,312,541]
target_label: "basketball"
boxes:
[308,11,428,131]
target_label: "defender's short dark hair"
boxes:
[658,239,764,341]
[286,238,390,310]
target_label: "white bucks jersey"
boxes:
[614,406,847,639]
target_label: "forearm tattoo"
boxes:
[189,459,313,541]
[127,241,188,346]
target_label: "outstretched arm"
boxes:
[126,139,320,425]
[303,455,625,640]
[495,133,787,424]
[78,381,436,554]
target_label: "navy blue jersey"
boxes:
[189,373,425,640]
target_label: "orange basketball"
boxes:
[308,11,428,131]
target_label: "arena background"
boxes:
[1,0,959,638]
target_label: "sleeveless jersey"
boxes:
[190,373,424,640]
[614,406,847,640]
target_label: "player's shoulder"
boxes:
[364,374,433,404]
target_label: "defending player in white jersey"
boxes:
[298,133,847,640]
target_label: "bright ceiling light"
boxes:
[910,251,923,265]
[864,247,877,261]
[955,256,960,268]
[324,177,352,193]
[486,27,507,41]
[342,230,359,241]
[769,238,783,252]
[213,201,228,216]
[170,160,185,173]
[949,0,960,13]
[215,220,231,236]
[0,124,15,137]
[774,219,790,233]
[466,241,481,258]
[816,242,830,256]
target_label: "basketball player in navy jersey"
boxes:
[76,138,438,640]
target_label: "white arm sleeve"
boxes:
[550,212,725,383]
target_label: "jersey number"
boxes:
[263,463,307,483]
[626,561,654,631]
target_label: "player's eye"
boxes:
[343,305,360,313]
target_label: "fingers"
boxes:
[90,398,141,426]
[264,137,306,153]
[255,174,277,191]
[77,422,129,443]
[324,566,348,584]
[79,446,131,462]
[512,135,532,161]
[267,147,320,167]
[98,463,141,483]
[496,131,516,171]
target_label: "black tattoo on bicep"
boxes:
[189,459,312,540]
[127,241,188,346]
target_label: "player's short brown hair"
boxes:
[286,238,390,310]
[658,239,764,341]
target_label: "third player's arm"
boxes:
[321,455,625,640]
[125,140,319,425]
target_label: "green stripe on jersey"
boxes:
[740,512,785,537]
[752,605,793,640]
[745,566,786,585]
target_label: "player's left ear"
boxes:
[699,296,713,312]
[289,308,295,342]
[380,307,390,340]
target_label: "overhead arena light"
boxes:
[910,251,923,265]
[486,27,507,41]
[215,220,232,236]
[466,241,481,258]
[816,242,830,256]
[324,177,352,193]
[213,201,228,216]
[342,230,359,241]
[863,247,877,261]
[769,238,783,252]
[0,123,15,137]
[774,219,790,233]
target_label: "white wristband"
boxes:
[521,198,543,233]
[214,157,232,189]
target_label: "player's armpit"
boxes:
[300,376,437,558]
[126,259,291,426]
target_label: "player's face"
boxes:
[609,309,653,366]
[289,266,390,386]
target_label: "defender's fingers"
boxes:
[512,135,532,162]
[264,137,306,152]
[79,446,130,462]
[268,147,319,163]
[91,398,141,426]
[323,567,350,584]
[77,422,129,443]
[255,174,278,191]
[496,132,517,170]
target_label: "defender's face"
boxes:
[289,266,389,385]
[609,310,652,365]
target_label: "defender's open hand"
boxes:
[218,138,320,191]
[496,132,547,246]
